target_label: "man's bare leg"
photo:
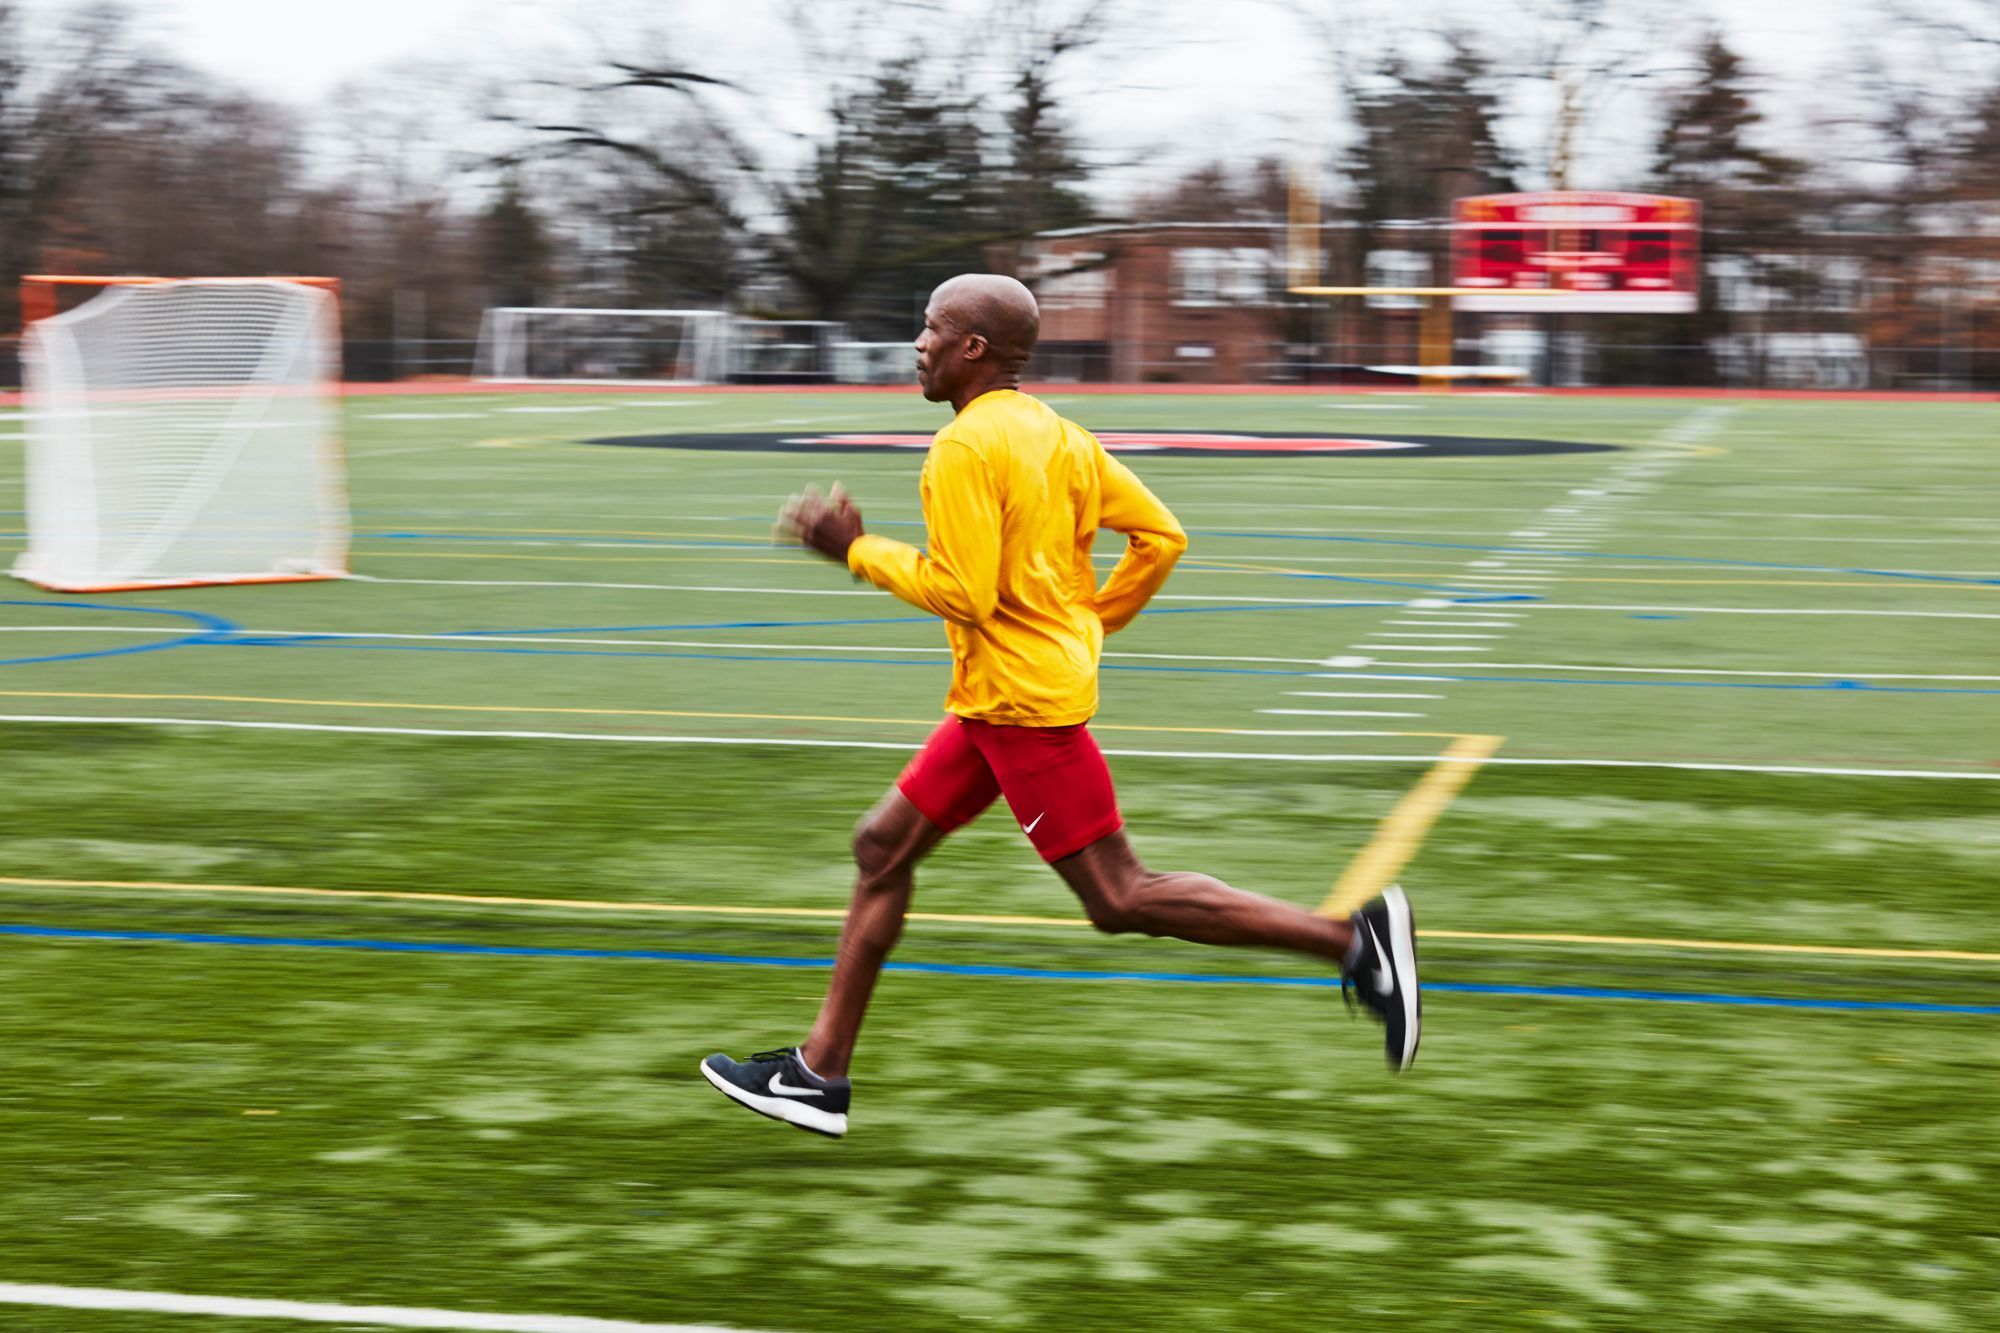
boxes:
[799,790,948,1080]
[1055,829,1419,1071]
[1053,830,1354,961]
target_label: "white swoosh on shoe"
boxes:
[768,1074,824,1098]
[1365,920,1395,996]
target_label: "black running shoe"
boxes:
[1342,885,1421,1072]
[700,1046,850,1138]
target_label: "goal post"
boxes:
[13,275,349,593]
[473,307,732,384]
[1287,286,1567,391]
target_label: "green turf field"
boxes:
[1,388,1996,1331]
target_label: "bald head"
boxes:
[914,273,1042,408]
[931,274,1040,372]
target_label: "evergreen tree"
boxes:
[771,58,996,339]
[1951,84,2000,201]
[996,45,1095,248]
[1651,34,1803,215]
[1649,34,1811,371]
[1346,35,1519,227]
[476,176,552,309]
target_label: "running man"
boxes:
[701,274,1418,1137]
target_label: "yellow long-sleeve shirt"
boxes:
[846,389,1187,726]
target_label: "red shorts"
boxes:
[896,715,1123,862]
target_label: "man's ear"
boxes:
[963,332,989,362]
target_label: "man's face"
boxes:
[914,298,974,404]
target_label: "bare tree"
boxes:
[0,1,148,322]
[1507,0,1683,190]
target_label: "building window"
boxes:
[1173,248,1270,306]
[1364,249,1431,309]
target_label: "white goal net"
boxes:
[474,307,733,384]
[13,278,349,592]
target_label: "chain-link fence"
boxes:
[5,333,1997,393]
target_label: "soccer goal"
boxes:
[12,275,350,593]
[473,307,733,385]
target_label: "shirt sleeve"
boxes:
[1092,448,1188,633]
[845,438,1001,627]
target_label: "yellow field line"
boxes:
[356,520,768,536]
[6,874,1993,962]
[1318,733,1505,917]
[0,875,1061,927]
[1419,929,2000,962]
[0,689,1463,740]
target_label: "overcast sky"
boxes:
[78,0,1978,195]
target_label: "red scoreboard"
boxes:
[1451,191,1701,313]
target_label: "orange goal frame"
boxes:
[21,274,342,329]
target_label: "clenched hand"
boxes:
[775,482,865,565]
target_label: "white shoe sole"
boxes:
[1381,885,1421,1071]
[700,1060,848,1138]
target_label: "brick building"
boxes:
[1017,222,1297,383]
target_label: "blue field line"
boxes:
[365,530,1532,597]
[5,924,1995,1016]
[389,598,1534,640]
[1170,567,1507,594]
[206,637,2000,694]
[363,527,2000,588]
[7,597,1998,694]
[229,614,944,647]
[0,600,241,668]
[1188,530,2000,588]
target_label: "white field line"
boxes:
[1349,662,2000,682]
[0,715,1990,779]
[1384,620,1519,627]
[1287,691,1444,699]
[1259,708,1426,718]
[1175,503,1994,524]
[1290,404,1736,732]
[1530,602,2000,621]
[357,411,490,420]
[0,625,1337,670]
[0,1282,759,1333]
[337,576,2000,617]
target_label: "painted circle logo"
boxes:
[588,431,1615,459]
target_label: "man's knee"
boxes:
[1081,879,1166,936]
[1084,893,1142,934]
[852,809,925,888]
